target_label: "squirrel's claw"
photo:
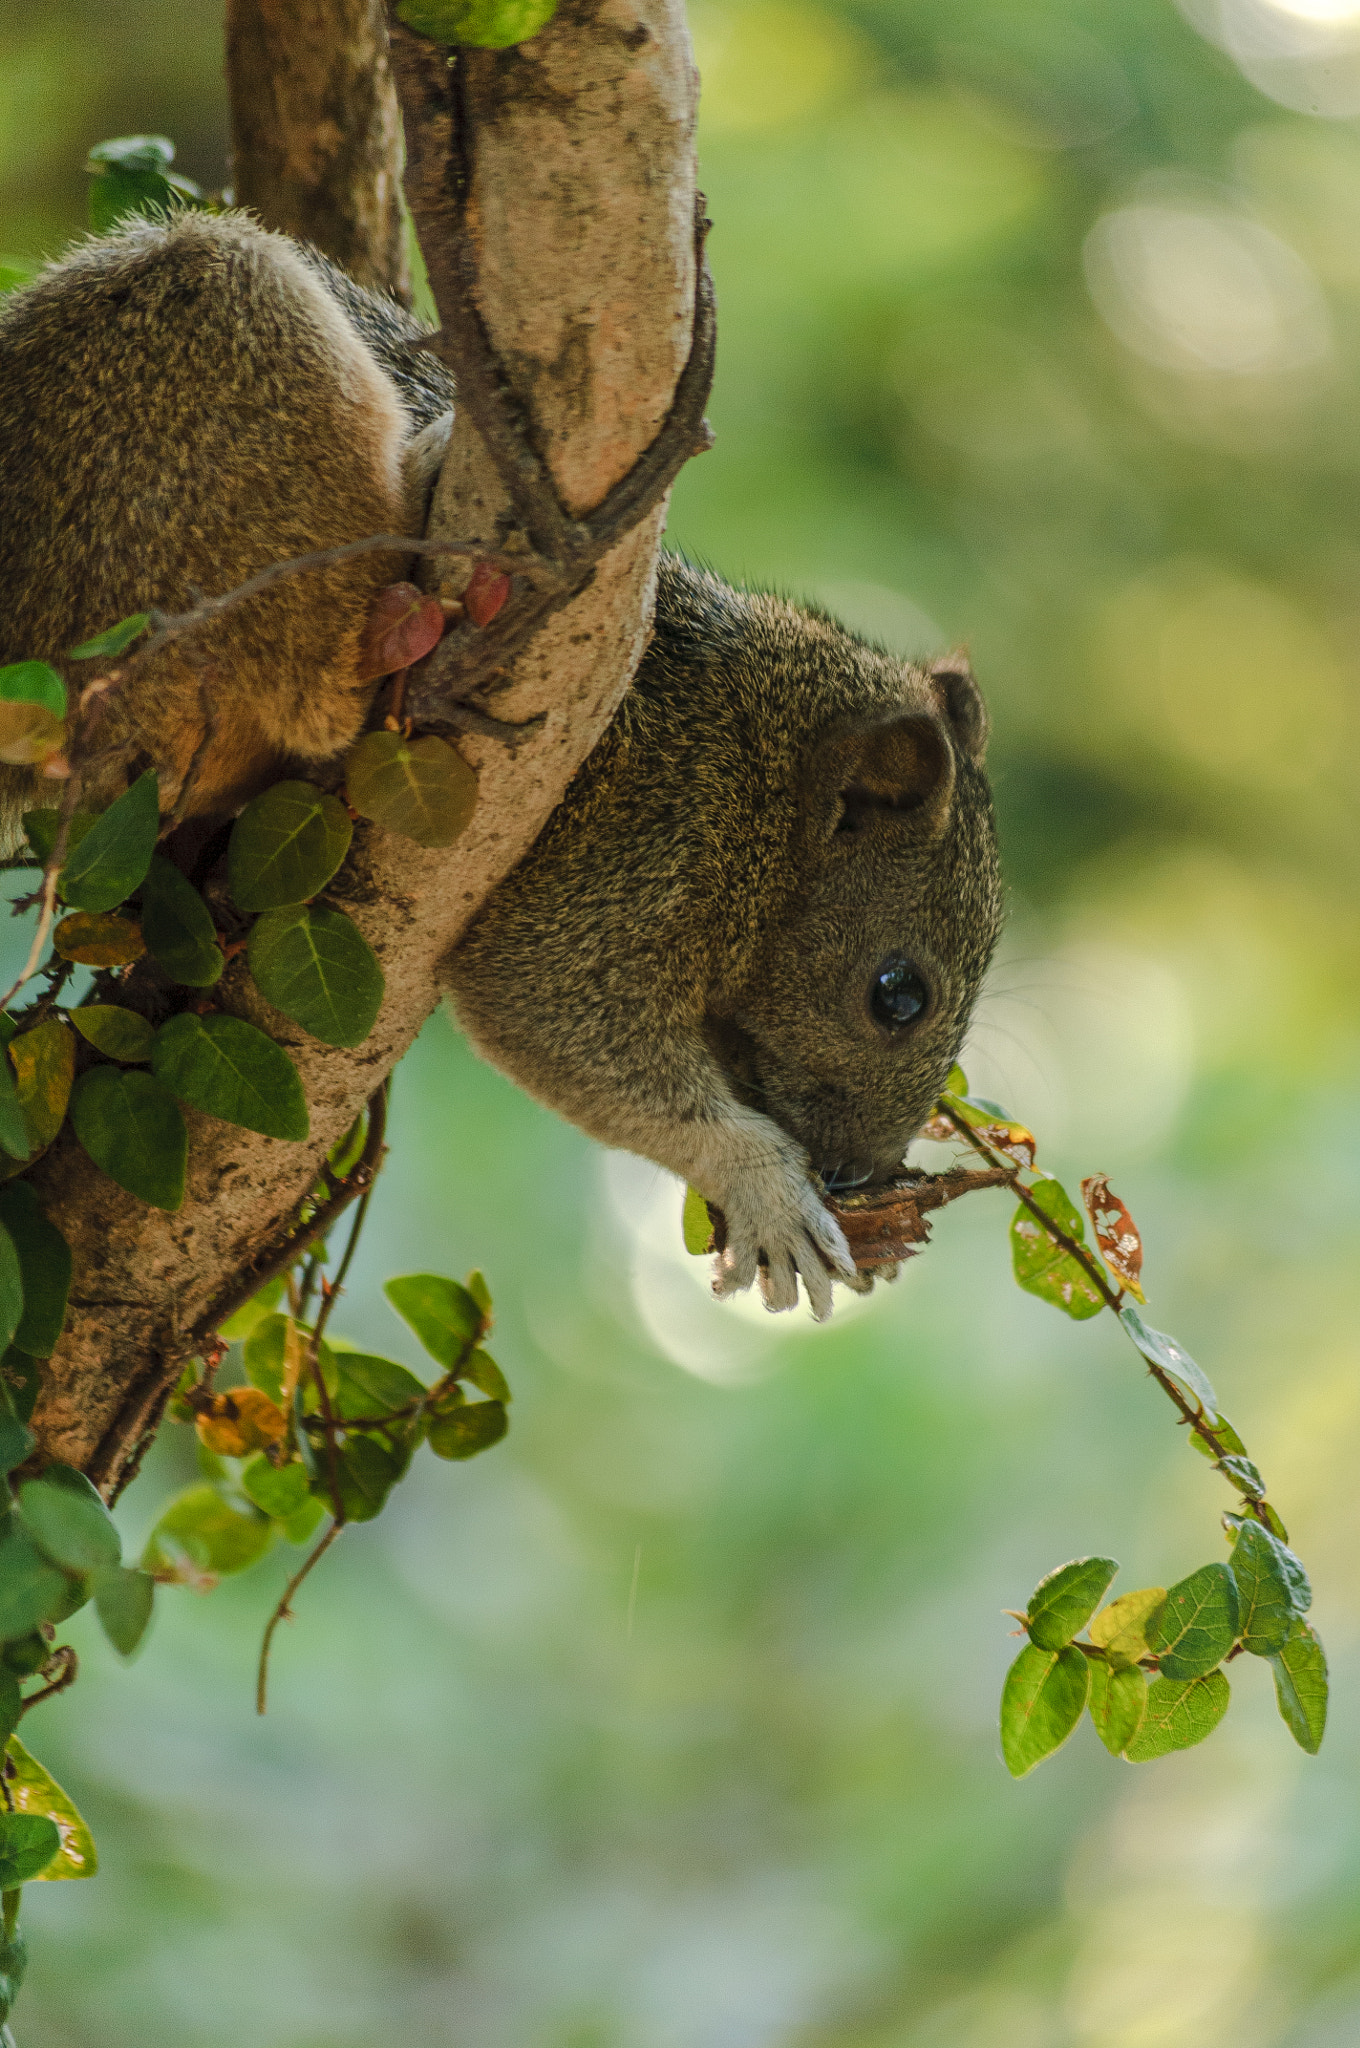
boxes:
[711,1175,855,1321]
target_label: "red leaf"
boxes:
[464,562,512,628]
[357,583,447,681]
[1080,1173,1145,1300]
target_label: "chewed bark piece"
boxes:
[826,1179,934,1270]
[357,581,447,681]
[826,1164,1014,1272]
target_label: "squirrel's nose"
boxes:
[820,1159,873,1191]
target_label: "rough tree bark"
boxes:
[27,0,703,1493]
[225,0,412,301]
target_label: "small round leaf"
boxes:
[248,904,383,1047]
[151,1012,308,1141]
[138,856,222,986]
[346,731,477,848]
[227,781,352,912]
[71,1005,155,1063]
[71,1066,187,1211]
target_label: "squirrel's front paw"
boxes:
[712,1173,856,1322]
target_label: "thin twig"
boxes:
[177,1081,389,1362]
[16,1645,78,1716]
[940,1106,1277,1530]
[256,1520,341,1716]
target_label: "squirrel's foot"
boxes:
[712,1172,855,1322]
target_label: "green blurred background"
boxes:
[3,0,1360,2040]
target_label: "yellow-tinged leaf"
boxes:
[1088,1586,1166,1667]
[0,1019,75,1179]
[194,1386,287,1457]
[345,730,477,848]
[0,701,66,765]
[53,912,145,967]
[4,1735,97,1879]
[280,1318,309,1408]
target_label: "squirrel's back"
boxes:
[0,210,450,821]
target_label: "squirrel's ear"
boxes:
[929,652,989,766]
[835,713,954,834]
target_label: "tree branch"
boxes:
[25,0,703,1496]
[226,0,412,300]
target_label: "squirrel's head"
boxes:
[708,649,1003,1189]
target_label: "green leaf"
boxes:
[0,1812,60,1887]
[67,612,151,660]
[1009,1178,1105,1321]
[384,1272,482,1368]
[1088,1659,1147,1756]
[151,1012,308,1141]
[1230,1520,1296,1656]
[682,1185,714,1255]
[0,1634,45,1678]
[1224,1513,1311,1611]
[428,1398,508,1460]
[243,1313,308,1405]
[141,1483,274,1582]
[0,1673,19,1752]
[227,781,352,912]
[138,856,222,987]
[87,139,202,235]
[0,1043,30,1164]
[0,1183,71,1357]
[944,1063,968,1095]
[248,904,383,1047]
[0,1520,77,1639]
[0,1385,34,1476]
[332,1353,426,1420]
[0,664,65,718]
[219,1275,285,1343]
[1087,1586,1166,1668]
[464,1349,510,1403]
[465,1270,492,1318]
[4,1736,98,1878]
[1,1020,75,1175]
[92,1565,154,1656]
[70,1005,155,1063]
[17,1464,120,1574]
[1119,1306,1220,1421]
[327,1434,406,1522]
[1216,1453,1266,1500]
[0,1223,23,1360]
[70,1066,187,1211]
[1025,1556,1118,1651]
[345,730,477,848]
[3,1350,41,1425]
[22,809,96,869]
[396,0,559,47]
[59,770,160,913]
[239,1454,311,1521]
[1147,1563,1238,1680]
[1270,1620,1328,1754]
[282,1495,326,1546]
[1125,1670,1231,1760]
[999,1643,1090,1777]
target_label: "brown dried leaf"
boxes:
[1081,1173,1146,1302]
[52,912,145,967]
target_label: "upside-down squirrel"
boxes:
[0,211,1002,1317]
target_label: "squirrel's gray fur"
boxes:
[0,209,1002,1318]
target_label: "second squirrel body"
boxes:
[0,211,1002,1316]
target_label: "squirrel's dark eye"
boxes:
[870,954,928,1031]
